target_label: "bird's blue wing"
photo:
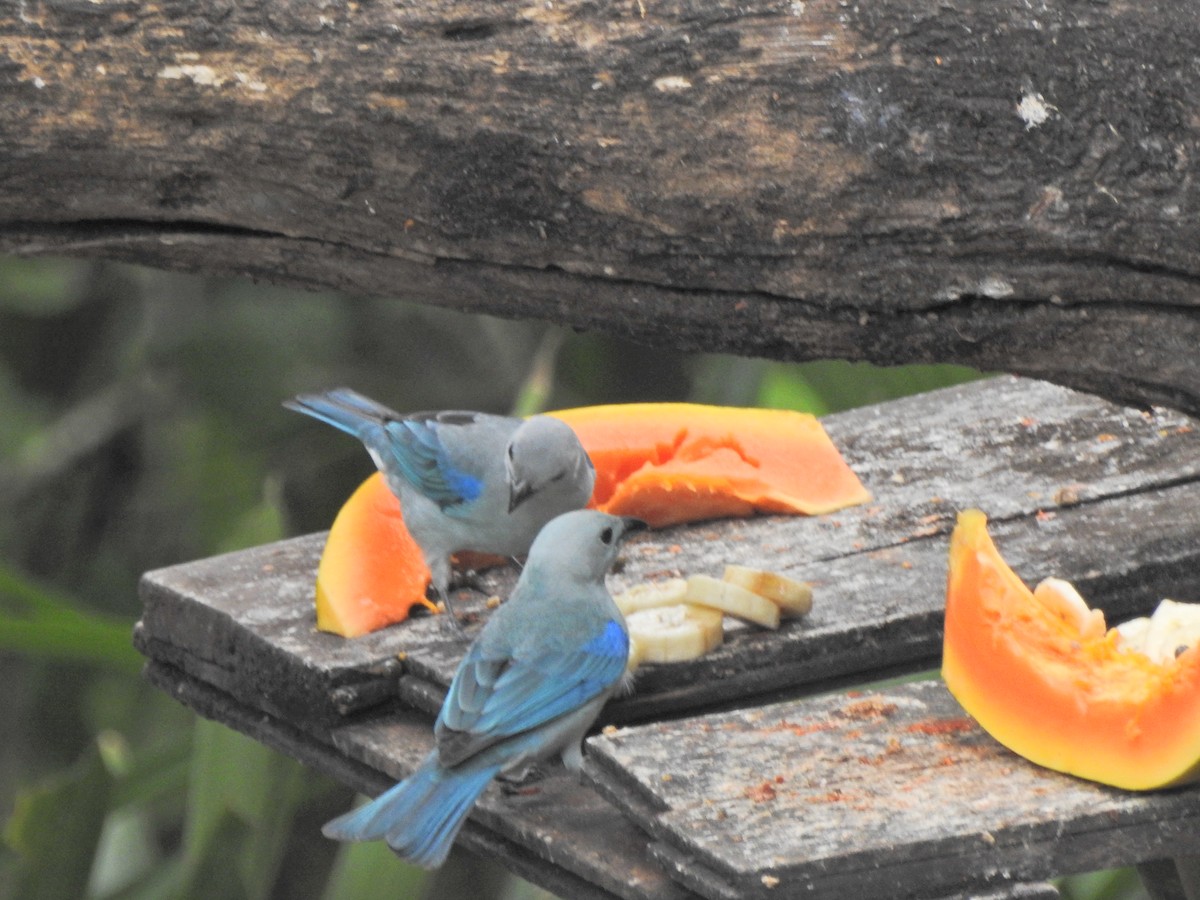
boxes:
[475,620,628,735]
[284,388,403,440]
[382,413,485,511]
[435,619,628,768]
[286,391,485,510]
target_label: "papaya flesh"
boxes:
[942,509,1200,790]
[548,402,871,528]
[315,472,435,637]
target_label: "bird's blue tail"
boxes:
[284,388,398,440]
[322,755,501,869]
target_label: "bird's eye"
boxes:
[600,527,614,545]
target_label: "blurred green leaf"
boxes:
[320,834,428,900]
[0,560,69,616]
[0,563,140,673]
[0,617,138,672]
[108,740,191,811]
[756,365,831,415]
[423,847,512,900]
[3,738,114,900]
[0,365,45,456]
[99,860,188,900]
[216,479,286,554]
[686,356,772,408]
[510,329,566,417]
[88,805,158,898]
[0,259,90,315]
[181,719,312,900]
[756,360,984,415]
[181,809,256,900]
[496,874,559,900]
[1057,867,1147,900]
[152,412,274,556]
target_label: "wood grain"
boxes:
[137,376,1200,729]
[4,2,1200,413]
[132,376,1200,897]
[141,657,682,900]
[585,681,1200,900]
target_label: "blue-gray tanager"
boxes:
[321,510,645,867]
[285,388,595,613]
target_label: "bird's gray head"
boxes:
[525,510,647,583]
[506,416,595,513]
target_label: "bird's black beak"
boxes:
[620,517,649,538]
[508,480,534,514]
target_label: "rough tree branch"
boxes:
[2,0,1199,412]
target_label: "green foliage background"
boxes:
[0,259,1144,899]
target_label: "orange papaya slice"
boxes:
[548,403,870,528]
[942,509,1200,790]
[315,471,435,637]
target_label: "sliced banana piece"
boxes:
[1113,614,1150,652]
[685,574,781,629]
[1142,600,1200,662]
[614,578,689,616]
[626,604,724,667]
[1116,599,1200,664]
[1033,577,1107,641]
[722,565,813,618]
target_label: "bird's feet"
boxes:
[497,764,547,796]
[428,587,469,637]
[448,568,491,595]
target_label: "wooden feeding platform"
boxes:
[8,0,1200,893]
[135,376,1200,899]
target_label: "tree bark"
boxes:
[3,0,1199,412]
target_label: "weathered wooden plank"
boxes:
[135,530,465,730]
[584,680,1200,900]
[645,845,1064,900]
[4,2,1200,414]
[135,376,1200,732]
[132,375,1200,898]
[144,655,1061,900]
[605,476,1200,721]
[327,716,698,900]
[141,659,682,900]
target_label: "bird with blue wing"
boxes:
[321,510,645,867]
[284,388,595,620]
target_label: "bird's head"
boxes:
[506,416,595,513]
[525,510,647,584]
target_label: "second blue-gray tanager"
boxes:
[285,388,595,614]
[321,510,645,867]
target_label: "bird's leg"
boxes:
[431,584,468,637]
[497,764,547,795]
[447,568,491,595]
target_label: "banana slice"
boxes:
[685,574,781,629]
[626,604,724,667]
[617,565,810,668]
[614,578,689,616]
[1033,577,1107,641]
[1116,599,1200,664]
[1113,614,1150,652]
[722,565,813,618]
